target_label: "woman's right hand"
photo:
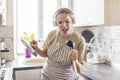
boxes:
[30,40,38,49]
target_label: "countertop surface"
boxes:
[12,54,44,70]
[81,62,120,80]
[12,54,120,80]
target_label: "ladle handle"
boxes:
[73,60,78,75]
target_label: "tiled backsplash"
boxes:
[75,25,120,64]
[0,26,14,60]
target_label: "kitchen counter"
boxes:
[12,54,44,69]
[81,63,120,80]
[2,54,120,80]
[12,54,44,80]
[0,54,44,80]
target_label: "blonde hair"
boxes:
[53,8,75,26]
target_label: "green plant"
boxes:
[21,32,35,42]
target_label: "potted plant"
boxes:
[21,32,35,42]
[21,32,35,58]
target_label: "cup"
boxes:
[25,48,31,58]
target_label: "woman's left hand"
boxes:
[70,49,78,61]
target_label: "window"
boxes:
[43,0,57,39]
[15,0,38,53]
[15,0,69,53]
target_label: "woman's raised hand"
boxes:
[30,40,38,49]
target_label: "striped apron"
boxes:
[41,31,79,80]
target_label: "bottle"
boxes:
[87,52,94,63]
[87,52,93,59]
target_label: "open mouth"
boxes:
[62,28,69,34]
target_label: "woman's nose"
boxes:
[62,22,67,27]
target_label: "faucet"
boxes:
[87,36,102,53]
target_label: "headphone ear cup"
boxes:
[72,16,75,24]
[53,19,57,26]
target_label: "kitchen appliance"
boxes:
[21,39,38,57]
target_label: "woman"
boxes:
[30,8,86,80]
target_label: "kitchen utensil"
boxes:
[65,40,75,49]
[21,39,37,57]
[65,40,78,76]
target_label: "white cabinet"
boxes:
[13,69,41,80]
[73,0,104,26]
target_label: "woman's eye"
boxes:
[59,21,63,24]
[58,20,70,24]
[65,21,70,23]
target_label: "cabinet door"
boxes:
[104,0,120,25]
[73,0,104,26]
[14,69,41,80]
